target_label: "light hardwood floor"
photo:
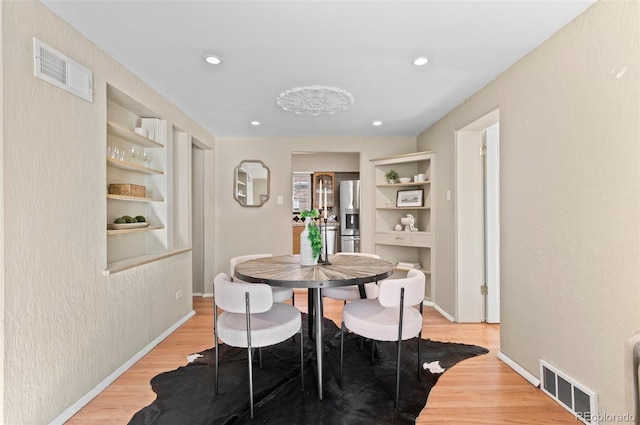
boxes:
[67,293,577,424]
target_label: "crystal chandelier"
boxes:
[276,85,354,116]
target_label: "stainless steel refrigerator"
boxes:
[339,180,360,252]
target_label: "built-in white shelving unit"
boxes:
[371,151,435,301]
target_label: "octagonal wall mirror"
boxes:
[234,160,270,207]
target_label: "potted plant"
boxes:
[385,169,399,184]
[300,209,322,265]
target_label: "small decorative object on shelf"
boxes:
[396,189,424,207]
[109,183,146,198]
[397,261,421,269]
[385,169,399,184]
[108,215,149,230]
[142,149,152,163]
[299,209,321,266]
[133,127,148,138]
[400,214,418,232]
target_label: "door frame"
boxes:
[454,108,500,323]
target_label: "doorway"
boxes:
[191,143,205,295]
[291,152,360,254]
[455,109,500,323]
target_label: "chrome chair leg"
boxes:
[418,301,423,382]
[371,340,375,363]
[244,292,255,419]
[247,346,254,419]
[213,299,220,395]
[299,325,304,390]
[417,334,422,382]
[339,322,345,388]
[395,339,402,408]
[395,288,406,408]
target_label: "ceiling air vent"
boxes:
[33,38,93,102]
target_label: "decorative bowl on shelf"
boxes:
[398,177,411,183]
[107,222,151,230]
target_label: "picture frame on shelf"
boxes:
[396,189,423,207]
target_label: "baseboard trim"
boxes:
[49,310,196,425]
[498,351,541,387]
[433,303,456,322]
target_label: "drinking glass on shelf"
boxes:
[142,149,152,164]
[129,145,139,162]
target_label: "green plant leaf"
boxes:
[300,209,319,218]
[385,169,399,180]
[307,222,323,257]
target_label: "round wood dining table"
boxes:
[234,254,394,400]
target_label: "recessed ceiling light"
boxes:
[373,121,382,126]
[413,57,429,66]
[204,55,221,65]
[251,121,260,126]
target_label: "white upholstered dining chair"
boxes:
[213,272,304,418]
[322,252,382,302]
[230,253,295,305]
[339,269,425,408]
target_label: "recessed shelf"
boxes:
[107,225,164,235]
[376,181,431,188]
[107,121,163,148]
[104,248,192,275]
[394,267,431,275]
[376,206,431,210]
[107,194,163,202]
[106,157,164,175]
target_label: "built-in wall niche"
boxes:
[105,85,191,274]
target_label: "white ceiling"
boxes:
[41,0,596,138]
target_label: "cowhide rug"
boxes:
[129,314,488,425]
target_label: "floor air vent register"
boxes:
[540,360,598,424]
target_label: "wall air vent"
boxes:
[33,38,93,102]
[540,360,599,424]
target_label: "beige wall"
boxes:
[1,2,214,424]
[5,0,637,422]
[213,136,415,290]
[292,152,360,172]
[0,0,5,421]
[418,0,640,417]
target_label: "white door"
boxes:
[485,124,500,323]
[455,130,485,322]
[455,109,500,323]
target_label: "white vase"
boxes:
[300,219,318,266]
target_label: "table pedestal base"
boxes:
[313,288,324,400]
